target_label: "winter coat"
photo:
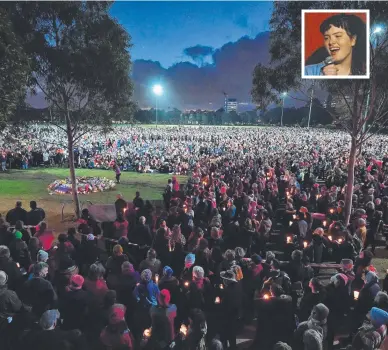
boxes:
[21,277,57,316]
[59,288,90,331]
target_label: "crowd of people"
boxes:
[1,124,388,176]
[1,124,388,350]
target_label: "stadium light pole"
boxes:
[280,92,287,127]
[307,81,315,129]
[152,84,163,127]
[363,26,384,132]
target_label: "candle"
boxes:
[329,208,334,214]
[180,324,188,336]
[338,238,343,244]
[303,241,308,248]
[219,284,224,289]
[287,236,292,244]
[16,262,20,268]
[328,235,332,241]
[215,296,221,304]
[143,328,151,338]
[289,221,293,226]
[184,281,189,287]
[293,214,297,220]
[263,294,270,300]
[354,291,359,300]
[155,274,159,284]
[323,220,327,227]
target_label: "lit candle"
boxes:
[219,284,224,289]
[354,291,359,300]
[323,220,327,227]
[16,262,20,268]
[180,324,188,336]
[338,238,343,244]
[287,236,292,244]
[143,328,151,338]
[293,214,297,220]
[215,296,221,304]
[155,274,159,284]
[263,294,270,300]
[329,208,334,214]
[303,241,308,248]
[328,235,332,241]
[289,221,293,226]
[184,281,189,287]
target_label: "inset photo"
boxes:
[302,9,370,79]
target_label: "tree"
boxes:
[3,2,133,217]
[251,1,388,225]
[0,8,29,129]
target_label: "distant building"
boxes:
[225,98,238,113]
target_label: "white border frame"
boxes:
[301,9,370,79]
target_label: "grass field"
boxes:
[0,168,186,231]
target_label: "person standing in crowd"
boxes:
[6,202,27,227]
[113,163,122,184]
[27,201,46,227]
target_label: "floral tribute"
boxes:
[48,177,116,195]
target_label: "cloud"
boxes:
[132,31,270,110]
[27,32,270,111]
[183,45,214,66]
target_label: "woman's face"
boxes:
[323,25,356,63]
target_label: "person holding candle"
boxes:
[352,271,381,336]
[349,307,388,350]
[149,289,177,345]
[219,270,243,350]
[100,303,134,350]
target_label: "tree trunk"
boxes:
[344,138,357,226]
[66,113,81,218]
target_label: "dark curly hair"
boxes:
[320,14,367,75]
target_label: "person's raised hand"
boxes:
[322,64,338,76]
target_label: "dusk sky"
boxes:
[110,1,273,68]
[28,1,276,111]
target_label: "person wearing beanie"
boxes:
[83,263,108,306]
[294,303,328,350]
[181,253,196,282]
[325,271,352,349]
[106,244,129,290]
[116,261,140,313]
[187,265,212,312]
[139,248,162,276]
[350,307,388,350]
[219,270,243,350]
[9,228,30,270]
[352,270,381,335]
[150,289,177,343]
[59,274,89,331]
[158,266,180,307]
[37,249,49,263]
[133,269,160,339]
[20,309,87,350]
[0,270,24,323]
[100,303,134,350]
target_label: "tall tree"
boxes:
[3,2,133,217]
[252,1,388,225]
[0,8,29,129]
